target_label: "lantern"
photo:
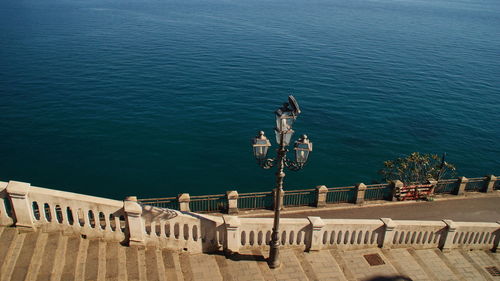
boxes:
[294,135,312,164]
[252,131,271,160]
[275,103,296,133]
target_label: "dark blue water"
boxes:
[1,0,499,199]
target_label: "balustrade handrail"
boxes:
[327,186,356,190]
[138,196,177,203]
[190,194,225,200]
[466,177,487,181]
[285,188,316,193]
[239,191,272,197]
[365,183,390,188]
[436,178,458,183]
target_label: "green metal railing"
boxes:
[137,175,497,213]
[238,191,274,210]
[283,189,316,207]
[464,177,486,192]
[189,194,227,213]
[365,184,392,201]
[137,197,179,210]
[434,179,458,194]
[326,186,356,203]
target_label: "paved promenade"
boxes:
[244,194,500,222]
[1,226,499,281]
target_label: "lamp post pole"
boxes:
[269,134,286,268]
[251,96,313,269]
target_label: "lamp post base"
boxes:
[268,241,281,269]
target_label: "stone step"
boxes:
[144,246,164,281]
[188,252,223,281]
[74,236,89,281]
[1,229,26,281]
[299,249,347,281]
[485,250,500,265]
[261,248,309,281]
[2,226,499,281]
[439,249,486,281]
[461,250,500,281]
[53,233,69,281]
[105,241,120,281]
[61,236,83,281]
[335,248,400,281]
[214,249,266,281]
[10,231,39,281]
[25,231,49,281]
[0,227,17,270]
[35,232,64,281]
[381,248,432,281]
[162,249,184,281]
[409,248,460,281]
[125,245,142,281]
[85,239,100,281]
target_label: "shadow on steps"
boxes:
[209,250,267,262]
[366,276,412,281]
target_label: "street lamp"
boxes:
[251,95,312,268]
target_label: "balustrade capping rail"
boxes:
[0,180,499,254]
[137,174,499,214]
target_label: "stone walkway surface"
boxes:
[0,226,499,281]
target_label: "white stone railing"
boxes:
[321,218,385,250]
[0,180,498,255]
[0,180,216,253]
[0,181,14,226]
[222,216,500,253]
[141,204,225,253]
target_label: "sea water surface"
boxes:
[1,0,499,199]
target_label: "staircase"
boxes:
[1,226,500,281]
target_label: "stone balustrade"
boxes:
[0,180,498,255]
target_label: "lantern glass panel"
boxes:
[274,129,293,146]
[294,141,312,164]
[283,130,294,146]
[295,148,310,164]
[275,112,295,132]
[274,129,281,145]
[253,139,270,159]
[253,146,268,159]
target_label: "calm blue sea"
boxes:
[1,0,499,199]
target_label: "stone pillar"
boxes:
[380,218,397,248]
[427,178,437,191]
[456,176,468,195]
[6,181,35,231]
[315,185,328,207]
[426,178,438,200]
[391,180,404,201]
[178,193,190,212]
[124,196,145,246]
[273,188,285,210]
[441,219,457,253]
[226,191,238,215]
[355,183,367,205]
[307,216,325,251]
[223,215,241,254]
[485,175,496,193]
[493,221,500,253]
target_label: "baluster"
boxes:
[104,212,111,232]
[114,215,121,233]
